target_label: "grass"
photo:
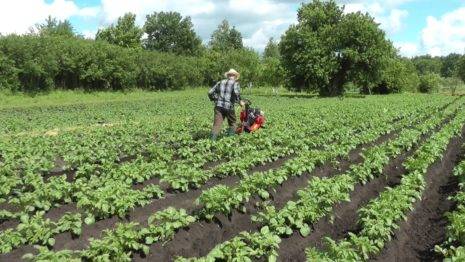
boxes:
[0,89,206,109]
[0,87,306,110]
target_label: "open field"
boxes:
[2,90,465,261]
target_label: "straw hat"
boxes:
[225,69,240,79]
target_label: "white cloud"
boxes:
[0,0,98,35]
[342,1,409,34]
[421,7,465,56]
[394,42,418,57]
[99,0,215,25]
[98,0,296,51]
[385,9,409,33]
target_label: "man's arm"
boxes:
[208,82,220,101]
[233,82,241,103]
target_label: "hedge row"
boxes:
[0,35,265,92]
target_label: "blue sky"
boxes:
[2,0,465,57]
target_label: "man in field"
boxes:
[208,69,241,140]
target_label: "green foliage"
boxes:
[202,48,262,85]
[440,77,463,96]
[261,57,286,87]
[280,0,395,96]
[411,55,443,75]
[263,37,280,59]
[372,58,419,94]
[34,16,75,38]
[209,20,243,51]
[458,56,465,83]
[23,246,80,262]
[96,13,143,49]
[441,53,462,78]
[0,50,20,91]
[418,73,440,93]
[80,222,148,261]
[144,11,202,56]
[0,35,208,91]
[141,207,196,245]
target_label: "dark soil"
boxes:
[277,135,416,261]
[276,111,458,261]
[134,128,401,261]
[0,146,295,261]
[371,126,465,262]
[0,103,456,262]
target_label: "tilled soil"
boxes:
[0,153,293,262]
[0,106,456,262]
[135,128,401,261]
[371,126,465,262]
[276,112,458,262]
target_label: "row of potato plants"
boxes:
[3,93,426,214]
[196,98,452,220]
[253,98,461,237]
[177,98,465,261]
[435,145,465,260]
[2,96,360,209]
[306,104,465,261]
[1,104,376,223]
[5,96,447,259]
[22,207,196,261]
[0,96,419,254]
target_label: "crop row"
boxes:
[177,98,465,261]
[19,97,460,259]
[1,96,437,257]
[306,103,465,261]
[1,96,439,222]
[195,98,459,220]
[435,146,465,260]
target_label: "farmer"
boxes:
[236,99,266,134]
[208,69,241,140]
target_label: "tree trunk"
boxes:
[324,61,349,97]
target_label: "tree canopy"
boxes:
[96,13,143,48]
[35,16,75,38]
[209,20,243,51]
[280,0,395,96]
[263,37,280,59]
[144,11,202,56]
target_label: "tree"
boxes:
[411,55,442,75]
[418,73,440,93]
[96,13,143,48]
[261,57,286,87]
[280,0,395,96]
[441,53,462,77]
[144,11,202,55]
[263,37,280,59]
[458,56,465,83]
[209,20,243,51]
[35,16,75,37]
[441,77,463,96]
[372,57,419,94]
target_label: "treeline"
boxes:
[0,14,267,92]
[0,35,264,92]
[0,0,464,95]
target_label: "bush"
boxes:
[440,77,463,96]
[0,51,20,91]
[260,57,286,87]
[418,73,440,93]
[372,58,419,94]
[0,35,265,92]
[202,48,262,87]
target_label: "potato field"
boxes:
[2,90,465,261]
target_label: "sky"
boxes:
[1,0,465,57]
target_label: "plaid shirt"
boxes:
[208,79,241,110]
